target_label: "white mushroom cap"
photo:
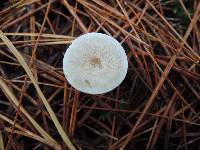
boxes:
[63,32,128,94]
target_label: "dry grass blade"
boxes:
[0,113,36,133]
[4,32,75,39]
[0,113,58,148]
[0,31,76,150]
[0,130,4,150]
[0,109,61,150]
[4,128,57,148]
[0,77,59,147]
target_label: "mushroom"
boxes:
[63,32,128,94]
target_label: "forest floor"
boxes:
[0,0,200,150]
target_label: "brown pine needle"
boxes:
[0,31,76,150]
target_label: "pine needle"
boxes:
[0,30,76,150]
